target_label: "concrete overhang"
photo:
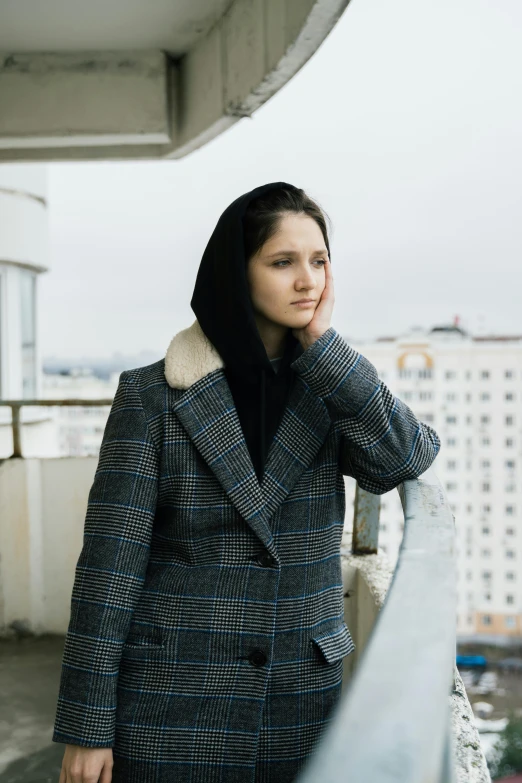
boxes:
[0,0,350,162]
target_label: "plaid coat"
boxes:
[52,320,441,783]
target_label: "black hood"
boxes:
[190,181,306,482]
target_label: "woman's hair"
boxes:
[243,185,332,263]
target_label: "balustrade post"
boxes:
[352,483,381,554]
[10,404,22,458]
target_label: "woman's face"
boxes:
[246,213,328,331]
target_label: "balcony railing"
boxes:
[0,398,113,458]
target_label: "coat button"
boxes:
[248,649,267,667]
[255,552,276,568]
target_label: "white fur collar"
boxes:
[164,319,224,390]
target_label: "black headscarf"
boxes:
[190,182,306,482]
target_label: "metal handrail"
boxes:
[297,466,457,783]
[0,399,113,458]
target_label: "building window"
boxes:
[466,571,472,581]
[505,369,515,379]
[445,370,457,380]
[484,593,491,602]
[447,460,457,470]
[481,460,490,469]
[506,460,516,469]
[480,392,490,401]
[506,572,516,581]
[466,504,473,514]
[481,438,490,446]
[482,527,490,535]
[482,571,492,579]
[480,371,490,380]
[506,506,515,516]
[506,528,515,536]
[480,415,490,425]
[20,270,37,399]
[446,392,457,401]
[481,549,491,557]
[447,437,456,447]
[506,438,515,448]
[446,415,457,425]
[482,615,492,625]
[446,482,457,492]
[482,482,490,492]
[506,483,517,493]
[506,415,515,426]
[506,550,516,559]
[466,415,472,425]
[505,392,515,401]
[505,616,516,628]
[483,504,491,513]
[506,595,515,605]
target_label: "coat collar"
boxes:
[165,319,224,389]
[164,319,331,558]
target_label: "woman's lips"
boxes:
[291,300,316,308]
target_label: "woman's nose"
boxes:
[294,266,316,289]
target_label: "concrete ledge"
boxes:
[340,538,491,783]
[0,0,351,161]
[0,51,172,151]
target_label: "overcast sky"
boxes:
[41,0,522,360]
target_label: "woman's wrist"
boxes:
[296,327,329,352]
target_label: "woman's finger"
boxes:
[99,759,113,783]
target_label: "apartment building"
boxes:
[347,320,522,642]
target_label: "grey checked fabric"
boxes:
[52,326,441,782]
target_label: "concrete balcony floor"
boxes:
[0,636,65,782]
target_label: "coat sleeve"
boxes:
[290,327,441,494]
[52,370,159,748]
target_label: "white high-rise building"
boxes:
[347,320,522,643]
[0,164,60,458]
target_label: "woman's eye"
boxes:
[273,259,290,267]
[314,259,327,266]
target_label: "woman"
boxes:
[53,182,441,783]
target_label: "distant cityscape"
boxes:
[42,348,162,381]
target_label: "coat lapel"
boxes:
[166,319,332,557]
[172,369,276,557]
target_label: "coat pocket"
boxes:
[311,621,356,664]
[122,630,165,654]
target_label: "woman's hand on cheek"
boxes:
[292,259,335,350]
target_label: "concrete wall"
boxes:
[0,456,97,635]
